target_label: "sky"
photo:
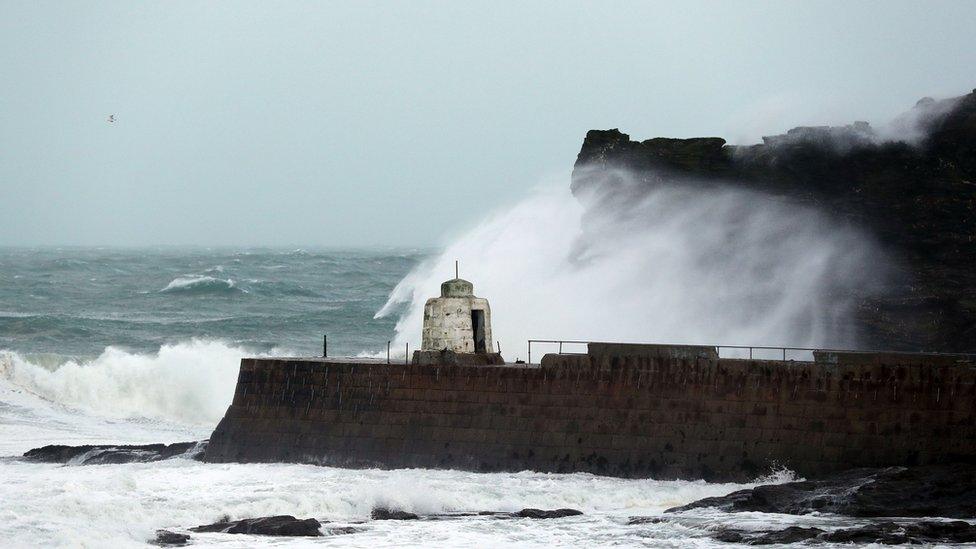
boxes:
[1,1,974,247]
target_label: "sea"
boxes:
[0,246,879,547]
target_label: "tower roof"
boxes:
[440,278,473,298]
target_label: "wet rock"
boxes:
[711,529,745,543]
[370,508,419,520]
[822,520,976,545]
[700,521,976,545]
[514,508,583,519]
[150,530,190,546]
[666,463,976,518]
[627,516,668,525]
[323,526,365,535]
[750,526,824,545]
[24,441,206,465]
[190,515,322,536]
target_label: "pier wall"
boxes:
[203,347,976,480]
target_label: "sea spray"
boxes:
[0,340,273,425]
[378,172,885,361]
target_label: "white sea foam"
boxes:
[0,340,264,429]
[378,174,884,361]
[0,457,813,548]
[0,339,815,548]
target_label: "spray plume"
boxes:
[377,169,885,361]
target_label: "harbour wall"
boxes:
[203,344,976,480]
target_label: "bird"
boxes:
[108,114,115,123]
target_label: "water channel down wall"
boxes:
[203,345,976,481]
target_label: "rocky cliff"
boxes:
[572,90,976,353]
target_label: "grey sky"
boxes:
[2,1,974,247]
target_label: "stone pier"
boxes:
[203,344,976,481]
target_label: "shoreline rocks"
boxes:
[371,508,420,521]
[707,521,976,545]
[665,463,976,518]
[149,530,190,546]
[370,507,584,521]
[514,508,583,519]
[23,441,207,465]
[654,462,976,545]
[190,515,322,536]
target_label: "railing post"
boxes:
[387,341,391,364]
[405,342,409,365]
[323,334,327,358]
[528,341,531,365]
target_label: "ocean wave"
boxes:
[0,340,269,425]
[245,279,322,298]
[159,276,245,295]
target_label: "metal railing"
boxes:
[527,339,589,364]
[527,339,976,365]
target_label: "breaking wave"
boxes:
[379,172,886,361]
[0,340,271,425]
[160,276,244,295]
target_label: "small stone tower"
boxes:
[421,278,493,354]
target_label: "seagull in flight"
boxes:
[108,114,115,123]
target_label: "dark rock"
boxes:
[370,508,420,520]
[190,515,322,536]
[323,526,365,535]
[666,463,976,518]
[150,530,190,546]
[711,529,745,543]
[514,508,583,519]
[23,441,206,465]
[822,520,976,544]
[750,526,824,545]
[573,90,976,353]
[704,522,976,545]
[627,516,668,525]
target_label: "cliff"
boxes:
[572,90,976,353]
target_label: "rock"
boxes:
[150,530,190,546]
[323,526,365,535]
[711,529,745,543]
[514,508,583,519]
[23,441,206,465]
[627,516,668,525]
[190,515,322,536]
[822,520,976,544]
[666,463,976,518]
[700,522,976,545]
[749,526,824,545]
[370,508,419,520]
[573,89,976,353]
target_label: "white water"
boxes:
[0,340,261,426]
[0,351,816,548]
[0,339,884,548]
[378,174,883,361]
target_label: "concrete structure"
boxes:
[421,278,493,354]
[204,344,976,481]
